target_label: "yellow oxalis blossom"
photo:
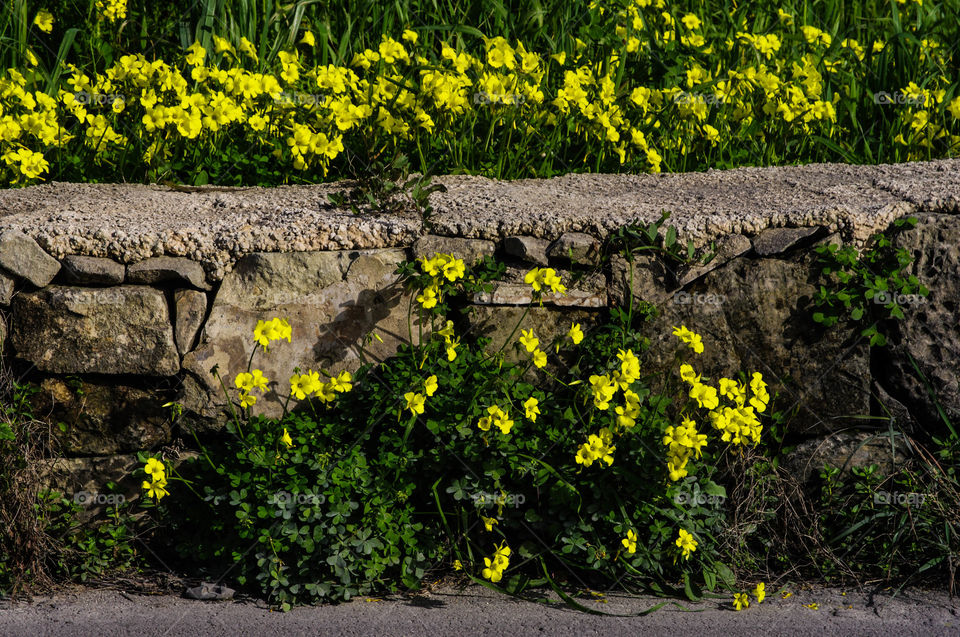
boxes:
[621,529,638,554]
[404,391,426,416]
[733,592,750,611]
[675,528,698,560]
[568,322,584,344]
[34,10,54,33]
[523,397,540,421]
[281,428,294,448]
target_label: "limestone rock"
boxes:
[609,254,674,307]
[752,226,821,256]
[784,431,909,485]
[10,286,180,375]
[0,230,61,287]
[880,213,960,430]
[60,255,125,285]
[127,256,211,290]
[502,236,550,265]
[413,235,495,264]
[32,378,172,455]
[548,232,600,265]
[182,249,420,421]
[174,289,208,356]
[678,234,752,286]
[0,271,13,305]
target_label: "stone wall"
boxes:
[2,159,959,497]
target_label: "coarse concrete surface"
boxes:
[0,583,956,636]
[0,159,958,279]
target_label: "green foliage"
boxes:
[167,252,771,608]
[811,216,928,347]
[40,490,143,583]
[814,435,960,588]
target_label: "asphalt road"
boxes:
[0,583,956,636]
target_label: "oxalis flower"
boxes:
[675,529,698,560]
[404,391,425,416]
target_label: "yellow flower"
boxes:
[689,382,720,410]
[281,428,294,448]
[34,10,54,33]
[144,458,166,480]
[446,339,459,361]
[290,374,310,400]
[453,559,463,571]
[239,392,257,409]
[672,325,704,354]
[299,31,316,47]
[404,391,426,416]
[518,329,539,352]
[568,323,584,345]
[675,528,698,560]
[681,14,701,30]
[424,375,438,397]
[532,349,547,368]
[331,370,353,393]
[402,29,418,44]
[523,397,540,421]
[481,516,498,531]
[142,476,169,500]
[416,283,439,309]
[752,582,765,603]
[733,592,750,611]
[621,529,637,554]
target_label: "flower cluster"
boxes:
[733,582,765,611]
[574,348,642,467]
[291,369,353,403]
[416,253,466,309]
[481,542,511,583]
[575,427,616,467]
[403,375,438,417]
[437,320,459,361]
[477,405,514,435]
[254,317,292,350]
[524,267,567,295]
[517,329,548,368]
[235,369,269,409]
[664,326,769,481]
[141,457,169,500]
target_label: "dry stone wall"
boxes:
[1,159,959,498]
